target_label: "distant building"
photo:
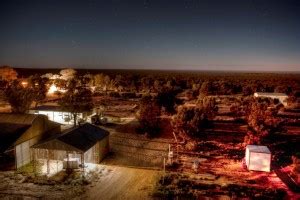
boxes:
[245,145,271,172]
[254,92,288,106]
[31,123,109,174]
[0,114,60,169]
[29,105,90,125]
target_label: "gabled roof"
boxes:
[0,113,45,125]
[30,105,66,112]
[0,123,30,153]
[32,123,109,153]
[30,105,87,113]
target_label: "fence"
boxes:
[109,135,169,168]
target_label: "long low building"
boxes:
[29,105,90,125]
[254,92,288,106]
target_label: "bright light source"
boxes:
[21,81,28,87]
[48,84,66,94]
[48,84,58,94]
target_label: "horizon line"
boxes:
[10,67,300,74]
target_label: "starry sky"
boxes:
[0,0,300,71]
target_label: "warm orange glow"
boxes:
[21,81,28,87]
[48,84,66,94]
[48,84,58,94]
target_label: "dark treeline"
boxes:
[13,68,300,96]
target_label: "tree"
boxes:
[243,99,283,145]
[242,85,254,96]
[58,79,93,126]
[274,85,287,93]
[199,96,218,120]
[93,73,105,89]
[137,95,161,137]
[4,80,34,113]
[28,74,49,107]
[59,68,77,80]
[157,88,179,114]
[153,80,161,92]
[172,98,218,139]
[0,66,18,81]
[199,81,210,99]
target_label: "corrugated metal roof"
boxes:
[32,123,109,153]
[0,123,30,153]
[254,92,288,97]
[0,113,45,125]
[246,145,271,154]
[30,105,66,112]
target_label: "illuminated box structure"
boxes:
[245,145,271,172]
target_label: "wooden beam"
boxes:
[32,149,36,174]
[14,146,17,170]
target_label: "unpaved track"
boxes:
[84,165,159,200]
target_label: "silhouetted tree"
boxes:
[28,74,49,107]
[4,80,34,113]
[137,95,161,137]
[157,88,178,114]
[59,79,93,126]
[0,66,18,81]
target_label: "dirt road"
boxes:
[83,165,160,200]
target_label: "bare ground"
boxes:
[83,166,160,200]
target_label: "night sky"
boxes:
[1,0,300,71]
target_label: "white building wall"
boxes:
[84,145,96,163]
[253,93,288,106]
[16,137,38,169]
[245,147,250,167]
[31,111,83,125]
[247,152,271,172]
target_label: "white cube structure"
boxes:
[245,145,271,172]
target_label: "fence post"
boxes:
[163,157,166,184]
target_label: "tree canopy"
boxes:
[243,98,283,145]
[172,97,218,139]
[28,74,49,107]
[137,95,161,137]
[4,80,34,113]
[58,78,93,126]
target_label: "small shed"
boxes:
[31,123,109,174]
[245,145,271,172]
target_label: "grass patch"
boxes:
[16,161,42,175]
